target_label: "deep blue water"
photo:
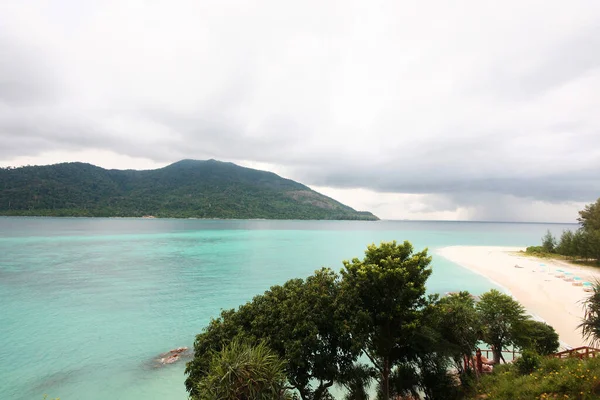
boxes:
[0,218,576,399]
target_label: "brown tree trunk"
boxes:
[493,346,501,364]
[382,357,390,399]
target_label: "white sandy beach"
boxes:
[438,246,600,349]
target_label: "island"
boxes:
[0,159,379,220]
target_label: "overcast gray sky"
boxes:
[1,1,599,222]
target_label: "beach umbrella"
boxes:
[574,277,582,281]
[583,282,593,286]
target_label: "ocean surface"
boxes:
[0,217,576,400]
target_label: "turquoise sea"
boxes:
[0,217,576,400]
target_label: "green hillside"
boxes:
[0,159,379,220]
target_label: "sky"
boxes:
[1,1,599,222]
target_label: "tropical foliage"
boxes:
[185,268,357,400]
[193,340,290,400]
[579,281,600,347]
[339,241,433,399]
[431,291,481,374]
[476,289,527,364]
[471,356,600,399]
[185,241,561,400]
[514,320,560,356]
[0,160,378,220]
[527,198,600,264]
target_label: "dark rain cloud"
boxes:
[1,0,599,220]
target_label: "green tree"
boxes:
[476,289,527,364]
[514,320,559,355]
[587,229,600,265]
[541,230,557,253]
[416,352,459,400]
[578,198,600,231]
[247,268,357,400]
[556,230,575,258]
[186,268,357,400]
[337,363,376,400]
[576,198,600,264]
[193,339,290,400]
[432,292,481,374]
[185,307,252,396]
[573,229,590,260]
[340,241,433,399]
[385,364,420,400]
[579,281,600,347]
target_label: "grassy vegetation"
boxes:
[515,248,599,268]
[471,356,600,399]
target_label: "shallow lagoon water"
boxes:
[0,217,574,399]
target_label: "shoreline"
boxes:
[437,245,600,349]
[0,215,379,221]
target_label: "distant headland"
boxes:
[0,159,379,220]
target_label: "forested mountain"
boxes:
[0,159,379,220]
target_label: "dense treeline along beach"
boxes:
[0,160,378,220]
[526,198,600,265]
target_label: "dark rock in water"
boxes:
[154,347,193,367]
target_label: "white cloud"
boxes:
[1,0,599,221]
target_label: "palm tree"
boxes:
[194,339,291,400]
[336,363,375,400]
[579,281,600,347]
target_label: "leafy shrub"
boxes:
[472,356,600,399]
[514,320,560,355]
[515,350,541,375]
[194,340,289,400]
[525,246,548,255]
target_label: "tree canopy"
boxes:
[0,160,378,220]
[185,268,357,400]
[339,240,433,399]
[529,197,600,264]
[514,320,560,356]
[579,198,600,231]
[431,291,481,373]
[185,241,563,400]
[193,339,290,400]
[476,289,527,363]
[579,282,600,347]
